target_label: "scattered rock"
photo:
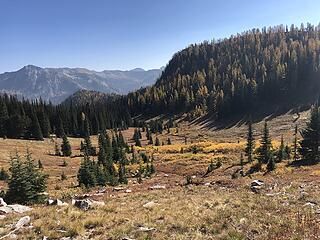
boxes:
[0,206,13,214]
[143,201,160,208]
[0,204,32,215]
[204,182,211,186]
[0,215,6,220]
[138,226,156,232]
[0,198,7,207]
[113,187,124,191]
[93,193,104,196]
[304,201,317,208]
[97,187,107,194]
[10,205,32,213]
[239,218,247,224]
[125,189,132,193]
[47,199,68,206]
[122,238,135,240]
[250,180,264,193]
[149,185,166,190]
[164,174,169,177]
[8,234,18,239]
[72,199,105,211]
[14,216,30,229]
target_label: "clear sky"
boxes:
[0,0,319,73]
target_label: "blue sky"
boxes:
[0,0,319,72]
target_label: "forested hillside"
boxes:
[128,24,320,118]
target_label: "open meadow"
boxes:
[0,110,320,239]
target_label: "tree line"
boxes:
[0,94,132,140]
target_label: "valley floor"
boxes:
[0,110,320,239]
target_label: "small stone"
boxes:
[149,185,166,190]
[14,216,30,229]
[113,187,124,191]
[138,226,156,232]
[125,189,132,193]
[239,218,247,224]
[143,201,160,208]
[304,202,317,207]
[73,199,105,211]
[0,197,7,207]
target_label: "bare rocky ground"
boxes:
[1,110,320,239]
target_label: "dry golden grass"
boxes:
[1,110,320,239]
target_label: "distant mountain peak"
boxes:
[130,68,145,72]
[0,66,162,104]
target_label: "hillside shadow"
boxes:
[195,102,312,130]
[288,159,319,167]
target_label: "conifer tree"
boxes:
[257,121,273,164]
[267,154,276,171]
[61,134,72,157]
[28,111,43,141]
[155,137,160,146]
[54,140,61,156]
[118,131,126,148]
[77,154,97,188]
[0,168,9,181]
[56,118,65,138]
[277,135,286,162]
[167,138,172,145]
[148,135,153,145]
[98,131,107,165]
[95,164,107,186]
[0,98,8,138]
[245,121,255,162]
[118,150,128,184]
[5,152,47,204]
[133,129,142,147]
[38,160,43,169]
[299,105,320,164]
[293,125,298,161]
[38,110,51,138]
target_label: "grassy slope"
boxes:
[0,109,320,239]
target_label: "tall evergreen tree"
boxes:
[245,121,255,162]
[293,125,298,161]
[98,132,107,165]
[77,154,97,188]
[118,150,128,184]
[299,105,320,164]
[61,134,72,157]
[0,98,9,138]
[38,110,51,138]
[155,137,160,146]
[28,111,43,141]
[257,121,273,164]
[277,135,286,162]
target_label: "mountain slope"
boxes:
[128,24,320,119]
[62,89,118,107]
[0,65,161,103]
